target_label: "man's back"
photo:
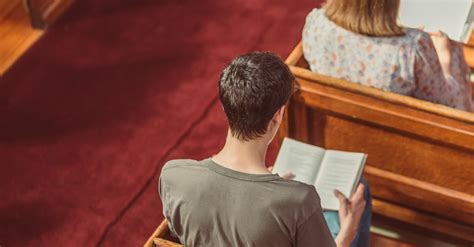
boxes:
[159,159,335,247]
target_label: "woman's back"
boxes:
[303,8,473,111]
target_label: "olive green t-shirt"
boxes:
[159,159,335,247]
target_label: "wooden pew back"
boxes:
[280,42,474,244]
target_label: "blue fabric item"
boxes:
[323,178,372,247]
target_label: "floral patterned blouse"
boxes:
[302,8,473,112]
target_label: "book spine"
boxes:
[461,23,473,43]
[461,2,474,43]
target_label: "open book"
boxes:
[399,0,474,42]
[272,138,367,211]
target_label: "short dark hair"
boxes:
[218,52,294,141]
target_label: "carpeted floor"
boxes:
[0,0,320,246]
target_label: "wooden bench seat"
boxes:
[280,42,474,245]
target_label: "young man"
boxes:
[159,52,371,246]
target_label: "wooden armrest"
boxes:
[145,220,183,247]
[153,238,183,247]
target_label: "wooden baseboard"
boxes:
[0,0,72,75]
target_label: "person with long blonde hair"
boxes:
[303,0,473,112]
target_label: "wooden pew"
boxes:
[464,44,474,69]
[279,42,474,245]
[144,220,183,247]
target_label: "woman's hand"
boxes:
[429,31,453,74]
[334,183,366,247]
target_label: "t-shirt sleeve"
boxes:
[295,210,336,247]
[413,32,473,111]
[158,175,164,200]
[158,166,173,220]
[158,174,168,217]
[158,168,180,238]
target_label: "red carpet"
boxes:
[0,0,322,246]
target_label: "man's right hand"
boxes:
[334,183,366,247]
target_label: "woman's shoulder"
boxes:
[307,7,323,17]
[402,28,432,44]
[305,8,325,23]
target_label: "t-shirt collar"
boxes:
[204,158,281,182]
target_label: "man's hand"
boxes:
[267,166,294,180]
[334,183,366,247]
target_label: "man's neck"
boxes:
[212,132,270,175]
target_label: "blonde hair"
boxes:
[324,0,404,37]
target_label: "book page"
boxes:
[399,0,473,42]
[314,150,365,211]
[272,138,325,185]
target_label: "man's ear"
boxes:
[273,105,286,124]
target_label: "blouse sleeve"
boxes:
[302,9,317,68]
[413,33,473,112]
